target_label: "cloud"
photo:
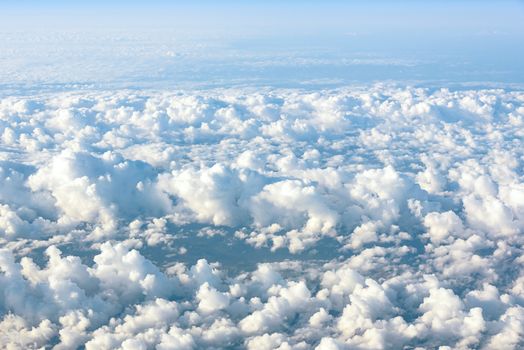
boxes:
[0,85,523,348]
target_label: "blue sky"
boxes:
[1,1,523,89]
[3,1,524,32]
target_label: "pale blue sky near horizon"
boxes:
[1,0,523,91]
[2,1,523,31]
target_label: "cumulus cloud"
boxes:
[0,85,523,348]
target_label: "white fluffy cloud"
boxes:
[0,85,523,348]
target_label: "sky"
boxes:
[2,1,523,31]
[0,0,523,90]
[2,1,524,349]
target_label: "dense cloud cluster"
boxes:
[1,85,523,348]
